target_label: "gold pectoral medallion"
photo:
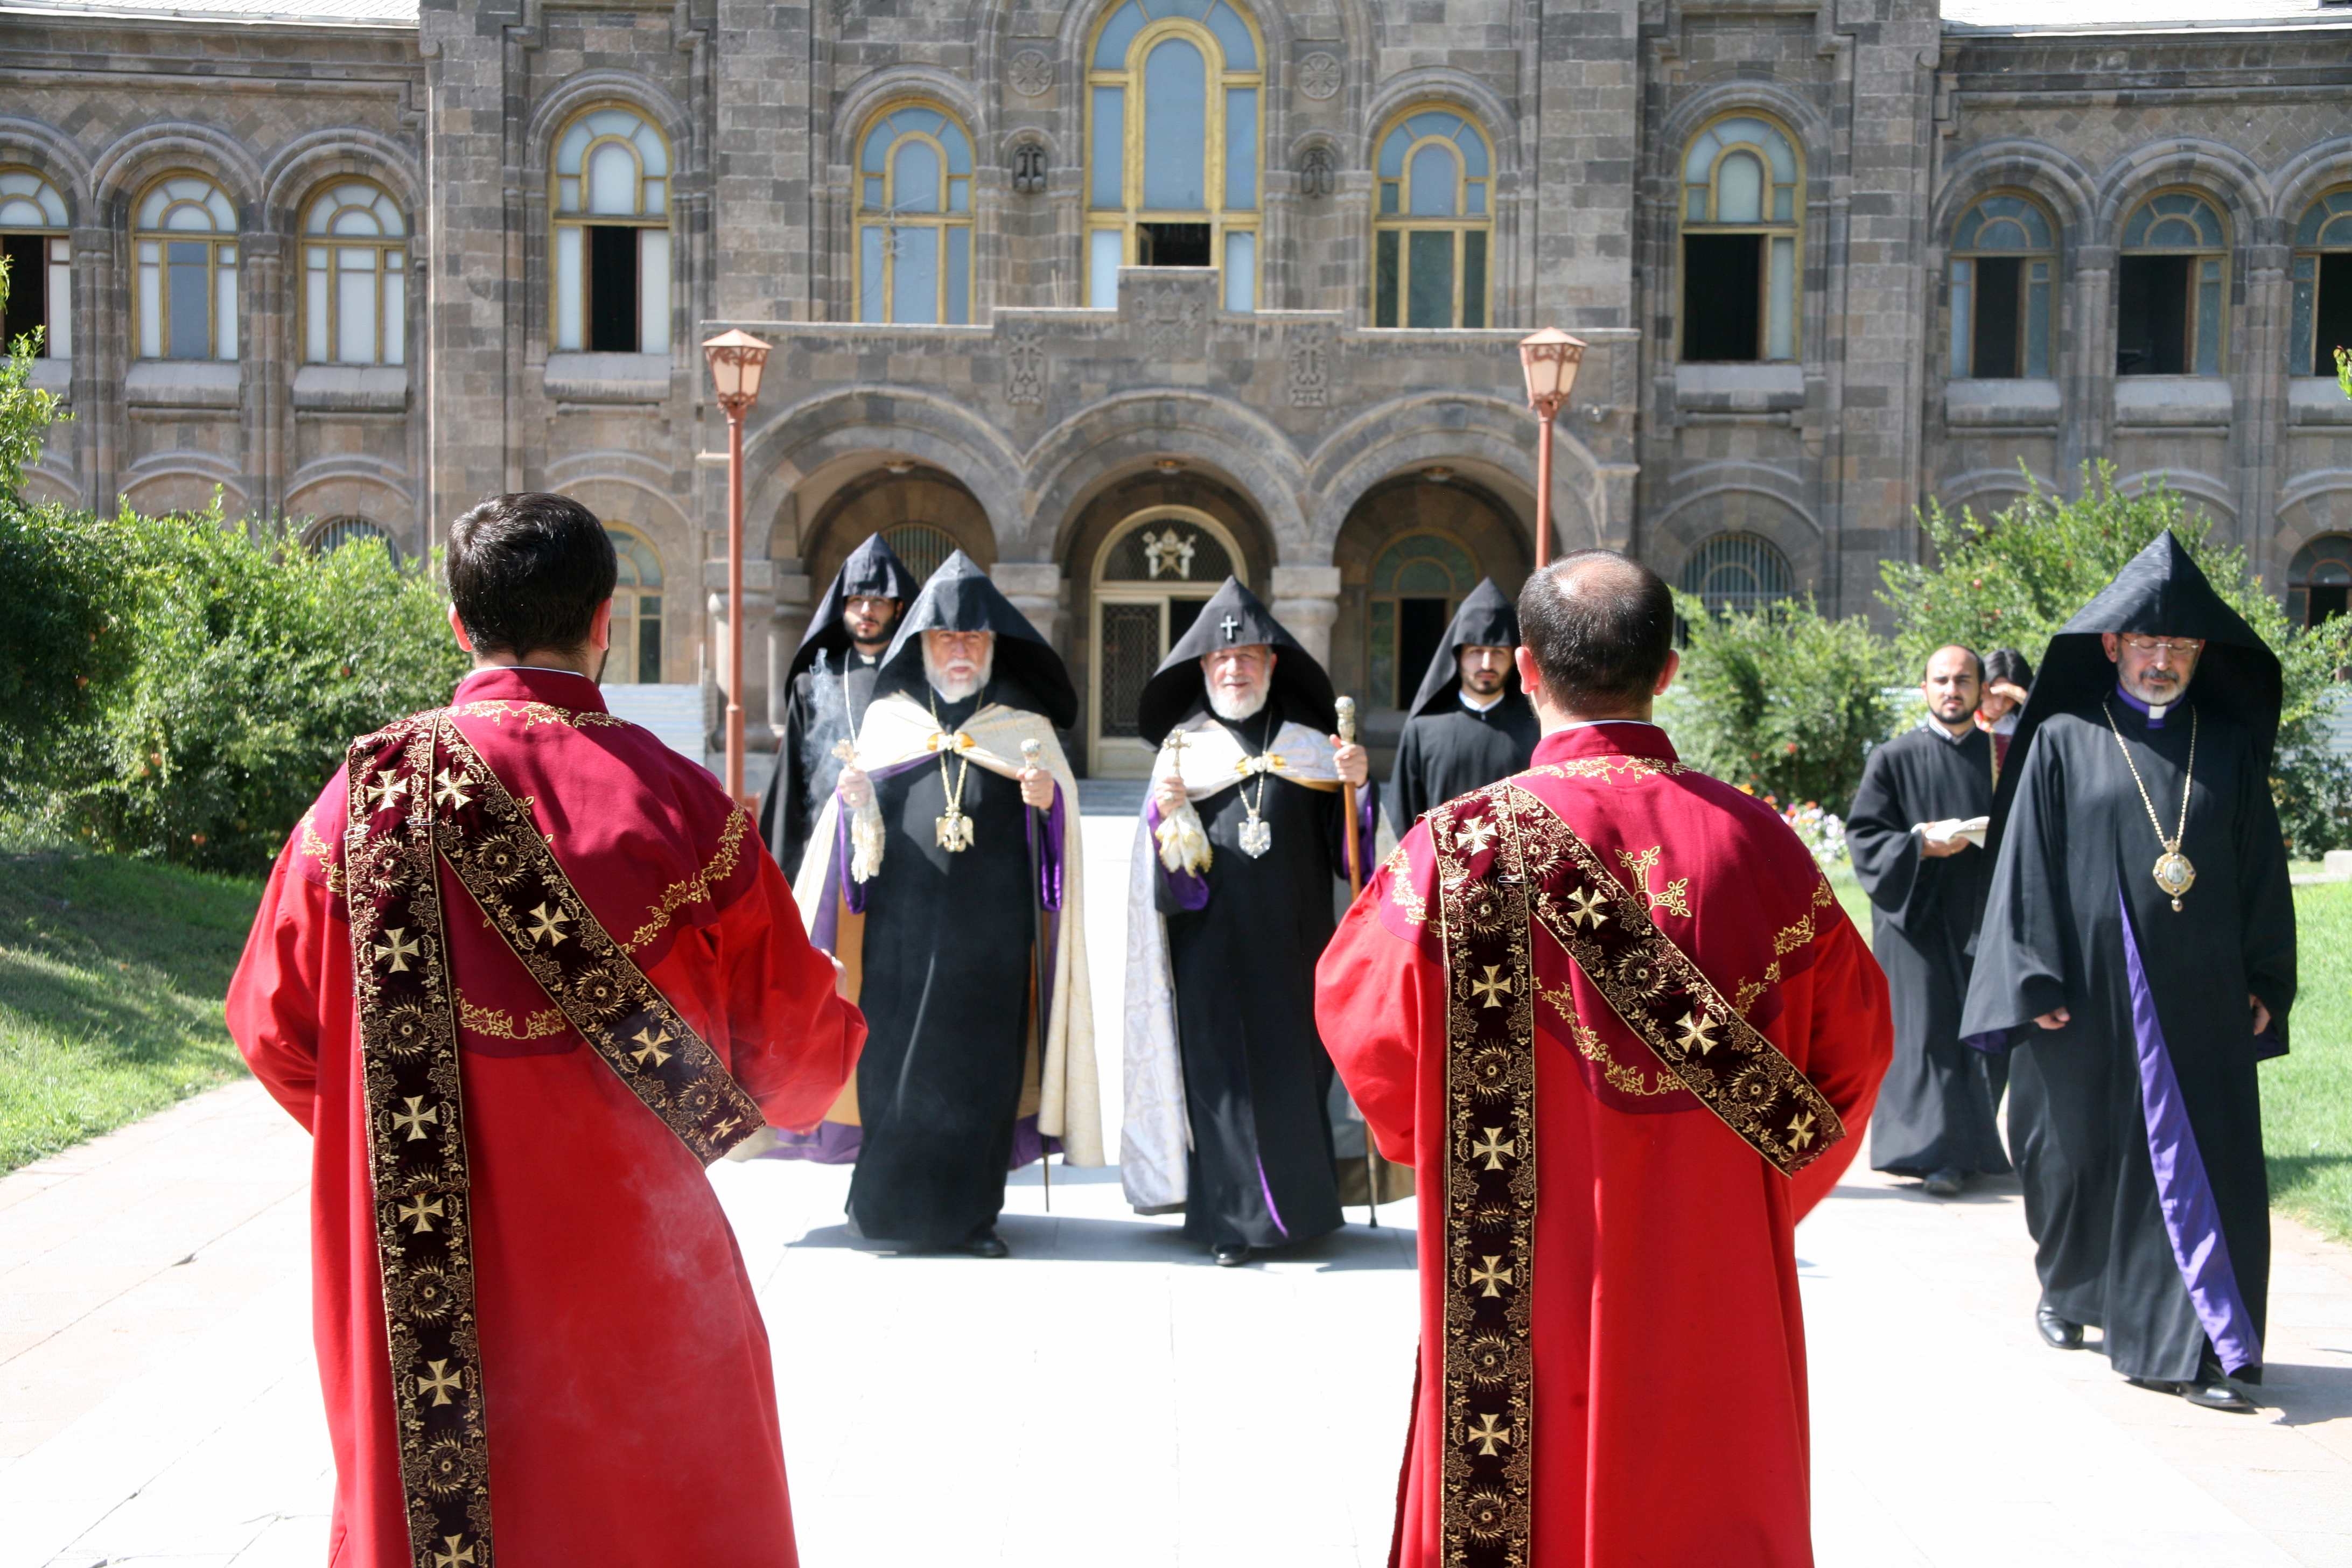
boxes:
[936,807,975,852]
[2154,850,2195,911]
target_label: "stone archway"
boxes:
[802,464,997,594]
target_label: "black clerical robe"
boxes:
[758,646,881,879]
[1387,694,1539,831]
[1962,697,2296,1382]
[1846,722,2010,1179]
[1157,703,1359,1250]
[845,682,1036,1247]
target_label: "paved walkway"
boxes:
[4,811,2349,1566]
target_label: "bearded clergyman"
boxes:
[1120,577,1375,1266]
[758,532,918,886]
[1387,577,1539,831]
[227,494,864,1564]
[794,550,1103,1256]
[1962,530,2297,1413]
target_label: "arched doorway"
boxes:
[2289,533,2352,627]
[1331,474,1529,716]
[802,464,995,592]
[1088,506,1245,775]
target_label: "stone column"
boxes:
[1270,564,1342,667]
[990,561,1068,655]
[767,558,813,741]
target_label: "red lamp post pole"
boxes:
[723,397,748,808]
[1532,394,1561,568]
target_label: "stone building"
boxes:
[5,0,2350,774]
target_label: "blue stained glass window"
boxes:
[858,229,884,323]
[1409,143,1459,217]
[1205,0,1255,68]
[946,228,970,325]
[1225,88,1257,210]
[1091,88,1126,209]
[1143,38,1207,210]
[892,139,942,213]
[1094,1,1145,68]
[892,227,940,324]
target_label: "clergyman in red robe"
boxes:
[1315,551,1892,1568]
[227,493,865,1568]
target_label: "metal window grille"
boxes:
[1679,532,1793,619]
[881,523,957,583]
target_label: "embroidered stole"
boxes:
[345,713,764,1568]
[1428,783,1846,1566]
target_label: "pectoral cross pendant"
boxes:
[1237,812,1272,859]
[936,808,975,853]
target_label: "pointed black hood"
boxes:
[1136,575,1338,746]
[877,550,1077,728]
[1405,577,1522,718]
[789,533,921,683]
[1992,529,2283,835]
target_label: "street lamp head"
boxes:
[702,328,774,408]
[1518,327,1586,411]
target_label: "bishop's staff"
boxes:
[1020,737,1053,1213]
[1335,695,1378,1227]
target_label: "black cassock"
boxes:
[757,646,880,878]
[1845,722,2011,1179]
[1160,699,1353,1251]
[1387,696,1539,831]
[1962,698,2296,1381]
[845,681,1036,1248]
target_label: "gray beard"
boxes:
[1207,684,1270,723]
[923,646,993,704]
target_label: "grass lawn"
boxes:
[1832,863,2352,1244]
[0,848,263,1174]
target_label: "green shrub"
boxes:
[1658,592,1894,810]
[1882,464,2352,855]
[31,506,468,875]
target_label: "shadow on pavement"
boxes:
[786,1213,1417,1269]
[1822,1174,2024,1207]
[2263,1360,2352,1426]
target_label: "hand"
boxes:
[1988,681,2029,708]
[836,765,873,810]
[1153,775,1189,818]
[830,954,851,999]
[1917,820,1974,858]
[2034,1007,2071,1031]
[1017,766,1054,810]
[2250,994,2271,1035]
[1330,736,1369,790]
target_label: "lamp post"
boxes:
[1517,327,1587,568]
[702,328,774,808]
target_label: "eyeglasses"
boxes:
[2118,635,2204,655]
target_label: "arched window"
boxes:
[302,182,406,366]
[2118,190,2226,377]
[304,516,396,557]
[135,173,237,361]
[1679,533,1792,619]
[1090,507,1243,773]
[0,169,70,360]
[2288,533,2352,628]
[607,524,665,684]
[855,104,975,325]
[1370,108,1493,330]
[1679,114,1801,363]
[1367,531,1478,708]
[1950,193,2055,380]
[551,106,671,354]
[880,521,958,582]
[1084,0,1263,312]
[2290,188,2352,379]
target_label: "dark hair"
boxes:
[446,493,618,657]
[1516,549,1676,711]
[1984,647,2034,689]
[1927,643,1986,684]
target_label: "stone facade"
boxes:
[4,0,2349,773]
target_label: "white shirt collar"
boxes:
[1458,687,1504,715]
[1920,715,1971,744]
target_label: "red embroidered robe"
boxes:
[1314,723,1892,1568]
[226,667,865,1567]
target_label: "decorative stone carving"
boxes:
[1006,320,1046,405]
[1287,325,1332,408]
[1011,139,1048,196]
[1298,145,1336,200]
[1296,52,1342,101]
[1139,283,1207,355]
[1009,50,1055,98]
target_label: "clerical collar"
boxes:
[1919,714,1972,744]
[2113,683,2171,729]
[1458,687,1504,715]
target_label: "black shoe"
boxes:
[1212,1242,1250,1268]
[2035,1306,2084,1350]
[963,1228,1010,1259]
[1922,1167,1965,1198]
[2180,1377,2258,1413]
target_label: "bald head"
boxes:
[1516,550,1678,724]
